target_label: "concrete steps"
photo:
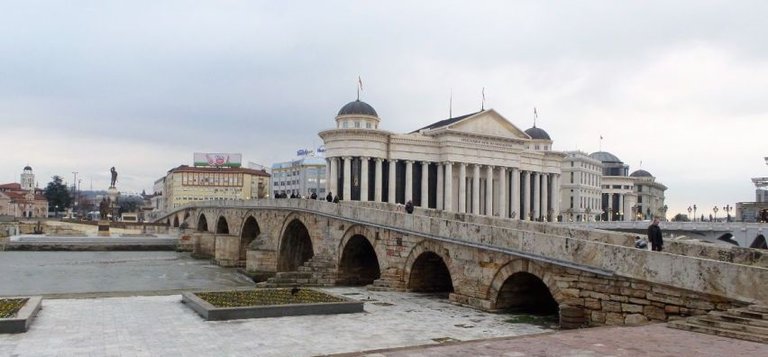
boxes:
[668,304,768,344]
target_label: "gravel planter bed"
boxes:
[182,288,364,321]
[0,296,42,333]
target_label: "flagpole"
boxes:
[481,87,485,110]
[449,89,453,118]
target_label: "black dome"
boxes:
[23,165,32,171]
[338,100,378,117]
[525,127,551,140]
[590,151,623,163]
[630,169,653,177]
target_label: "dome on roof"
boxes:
[23,165,32,171]
[589,151,623,163]
[525,127,551,140]
[630,169,653,178]
[337,99,378,117]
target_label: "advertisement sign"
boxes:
[194,153,242,167]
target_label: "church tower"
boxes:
[21,165,35,191]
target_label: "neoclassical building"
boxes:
[587,151,667,221]
[0,166,49,218]
[319,99,565,221]
[560,151,603,222]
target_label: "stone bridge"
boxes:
[159,199,767,327]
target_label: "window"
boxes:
[355,121,360,128]
[366,122,372,128]
[343,121,349,128]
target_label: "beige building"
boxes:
[560,151,603,222]
[319,99,565,221]
[630,169,668,220]
[0,166,49,218]
[162,165,271,210]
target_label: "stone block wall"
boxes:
[214,235,240,267]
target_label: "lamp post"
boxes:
[713,206,719,221]
[687,206,692,221]
[693,204,697,222]
[723,204,732,222]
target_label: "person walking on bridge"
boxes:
[647,218,663,252]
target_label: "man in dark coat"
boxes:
[326,192,333,202]
[647,218,663,251]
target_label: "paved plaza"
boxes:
[1,251,765,356]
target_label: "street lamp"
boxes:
[687,206,692,221]
[713,206,719,221]
[723,204,732,222]
[693,204,697,222]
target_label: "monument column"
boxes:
[498,167,507,218]
[541,173,549,222]
[436,162,444,209]
[374,158,383,202]
[405,160,414,203]
[523,170,531,220]
[485,165,493,216]
[458,163,467,213]
[472,164,480,214]
[343,157,352,200]
[388,159,398,203]
[421,162,429,208]
[360,157,369,202]
[444,162,453,212]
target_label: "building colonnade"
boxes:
[326,156,560,221]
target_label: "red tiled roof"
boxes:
[0,183,22,191]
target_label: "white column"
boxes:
[360,157,369,202]
[471,164,480,214]
[533,172,541,221]
[541,173,549,222]
[421,162,429,208]
[607,193,613,221]
[405,160,414,203]
[343,157,352,201]
[374,158,383,202]
[485,165,493,216]
[619,193,625,222]
[325,158,331,195]
[388,159,397,204]
[512,168,520,219]
[444,162,453,212]
[552,174,560,221]
[498,167,507,218]
[436,162,444,209]
[458,163,467,213]
[523,170,531,220]
[330,157,338,197]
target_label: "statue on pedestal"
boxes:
[110,167,118,188]
[99,197,109,220]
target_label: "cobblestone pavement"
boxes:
[0,288,553,357]
[335,323,768,357]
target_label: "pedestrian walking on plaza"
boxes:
[647,218,663,252]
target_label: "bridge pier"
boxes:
[192,232,216,259]
[214,234,240,267]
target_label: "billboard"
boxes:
[194,153,242,168]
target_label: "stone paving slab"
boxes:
[336,323,768,357]
[0,288,552,357]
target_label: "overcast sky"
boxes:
[2,1,766,218]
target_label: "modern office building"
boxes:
[271,156,327,198]
[319,99,565,221]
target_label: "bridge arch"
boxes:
[240,216,261,262]
[751,234,767,249]
[404,240,455,293]
[487,259,561,315]
[337,225,382,286]
[173,216,179,228]
[216,216,230,234]
[277,217,314,271]
[197,213,209,232]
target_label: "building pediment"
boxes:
[430,109,530,140]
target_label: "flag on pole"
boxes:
[358,76,363,91]
[481,87,486,110]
